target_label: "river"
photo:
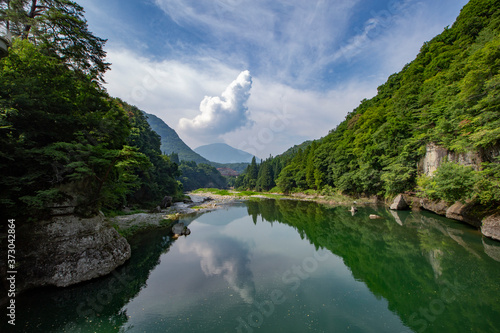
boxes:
[5,199,500,332]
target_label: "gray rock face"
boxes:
[390,194,409,210]
[17,214,131,291]
[420,198,449,216]
[445,202,482,228]
[419,143,482,176]
[482,214,500,242]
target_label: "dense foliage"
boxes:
[237,0,500,206]
[1,0,109,82]
[177,160,227,191]
[0,41,182,219]
[119,101,183,207]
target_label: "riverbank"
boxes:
[190,188,378,205]
[107,193,246,238]
[190,189,499,242]
[109,188,499,243]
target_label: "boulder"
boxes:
[161,196,173,208]
[390,194,409,210]
[482,213,500,242]
[172,222,191,237]
[420,198,448,216]
[445,201,482,228]
[15,214,131,291]
[369,214,382,219]
[172,222,185,235]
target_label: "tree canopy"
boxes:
[0,0,109,82]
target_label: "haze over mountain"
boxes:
[194,143,260,164]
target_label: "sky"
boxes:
[77,0,469,158]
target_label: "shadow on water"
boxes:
[3,221,182,333]
[245,199,500,333]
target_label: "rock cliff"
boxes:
[14,213,131,291]
[390,194,499,241]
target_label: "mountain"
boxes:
[194,143,260,164]
[143,112,210,164]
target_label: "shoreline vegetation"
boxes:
[109,188,499,242]
[107,188,380,239]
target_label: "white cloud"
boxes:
[223,77,377,157]
[103,48,240,127]
[153,0,360,87]
[103,48,377,157]
[96,0,469,156]
[178,70,253,141]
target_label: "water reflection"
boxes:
[5,225,177,332]
[246,199,500,333]
[178,236,256,304]
[4,200,500,333]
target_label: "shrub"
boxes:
[417,162,478,203]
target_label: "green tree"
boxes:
[417,162,478,203]
[0,40,134,217]
[256,161,274,191]
[1,0,109,81]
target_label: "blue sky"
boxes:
[78,0,469,158]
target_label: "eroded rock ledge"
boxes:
[15,213,131,292]
[390,194,499,241]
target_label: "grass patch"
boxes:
[236,191,259,196]
[192,188,230,196]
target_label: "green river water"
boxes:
[4,199,500,332]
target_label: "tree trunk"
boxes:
[22,0,38,39]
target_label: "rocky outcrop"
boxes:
[418,143,482,176]
[161,196,173,208]
[391,193,499,242]
[390,194,409,210]
[482,214,500,242]
[396,195,449,215]
[420,198,449,216]
[445,202,482,228]
[16,213,131,291]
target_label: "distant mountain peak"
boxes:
[194,143,260,164]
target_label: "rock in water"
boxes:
[369,214,383,219]
[482,213,500,242]
[172,222,185,235]
[445,201,482,228]
[390,194,409,210]
[15,214,131,291]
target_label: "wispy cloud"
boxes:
[153,0,360,88]
[178,70,253,141]
[86,0,469,156]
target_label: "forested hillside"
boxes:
[0,37,182,218]
[238,0,500,206]
[144,112,210,164]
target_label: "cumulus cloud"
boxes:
[178,70,253,140]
